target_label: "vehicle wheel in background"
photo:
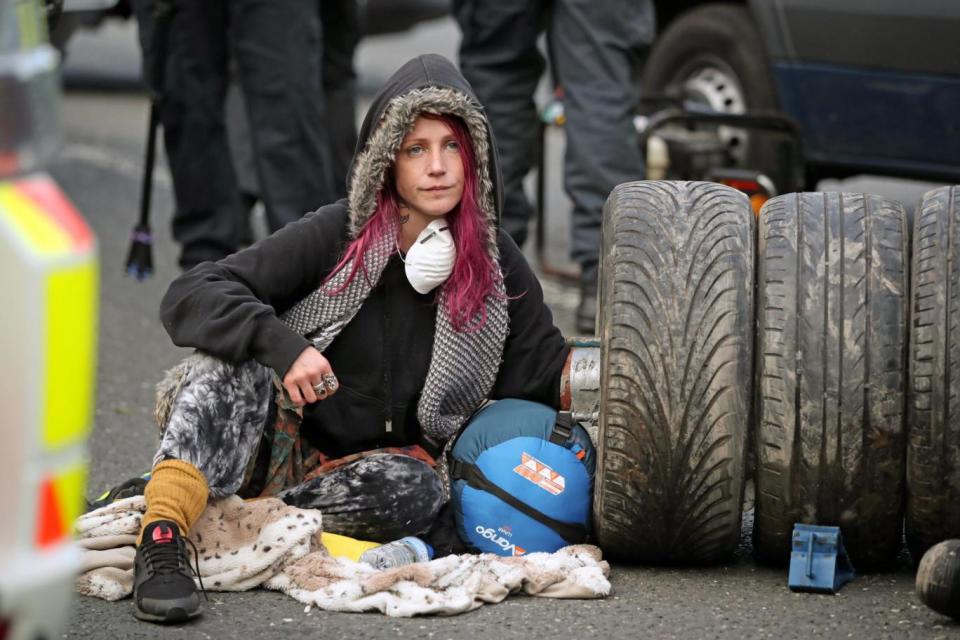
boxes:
[641,5,792,191]
[754,192,908,570]
[594,181,754,564]
[907,185,960,563]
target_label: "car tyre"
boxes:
[907,185,960,563]
[641,4,789,190]
[754,192,908,569]
[594,180,753,564]
[915,539,960,621]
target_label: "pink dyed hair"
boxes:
[325,112,500,332]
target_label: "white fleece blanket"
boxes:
[75,496,610,617]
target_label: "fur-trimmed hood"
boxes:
[346,54,503,255]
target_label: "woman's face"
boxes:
[394,116,465,222]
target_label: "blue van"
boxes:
[642,1,960,187]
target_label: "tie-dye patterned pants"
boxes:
[154,380,445,543]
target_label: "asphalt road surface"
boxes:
[56,16,957,640]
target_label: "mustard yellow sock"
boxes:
[139,459,209,544]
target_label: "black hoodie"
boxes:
[160,55,569,456]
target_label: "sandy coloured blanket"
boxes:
[75,496,610,617]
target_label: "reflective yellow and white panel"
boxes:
[0,172,97,555]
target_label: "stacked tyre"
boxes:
[594,181,753,564]
[907,186,960,562]
[592,181,960,567]
[753,193,908,569]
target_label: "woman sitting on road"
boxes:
[133,54,569,623]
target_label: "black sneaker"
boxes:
[133,520,204,623]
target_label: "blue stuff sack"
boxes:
[450,398,596,557]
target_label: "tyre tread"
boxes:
[907,186,960,561]
[595,181,753,563]
[754,192,908,569]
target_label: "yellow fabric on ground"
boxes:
[321,532,380,561]
[139,459,209,544]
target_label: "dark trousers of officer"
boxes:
[318,0,360,199]
[226,0,359,204]
[133,0,338,268]
[454,0,655,278]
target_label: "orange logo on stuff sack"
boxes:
[514,452,565,495]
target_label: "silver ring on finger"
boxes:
[322,373,339,392]
[312,381,328,397]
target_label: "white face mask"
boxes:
[401,218,456,294]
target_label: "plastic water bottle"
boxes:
[359,536,434,569]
